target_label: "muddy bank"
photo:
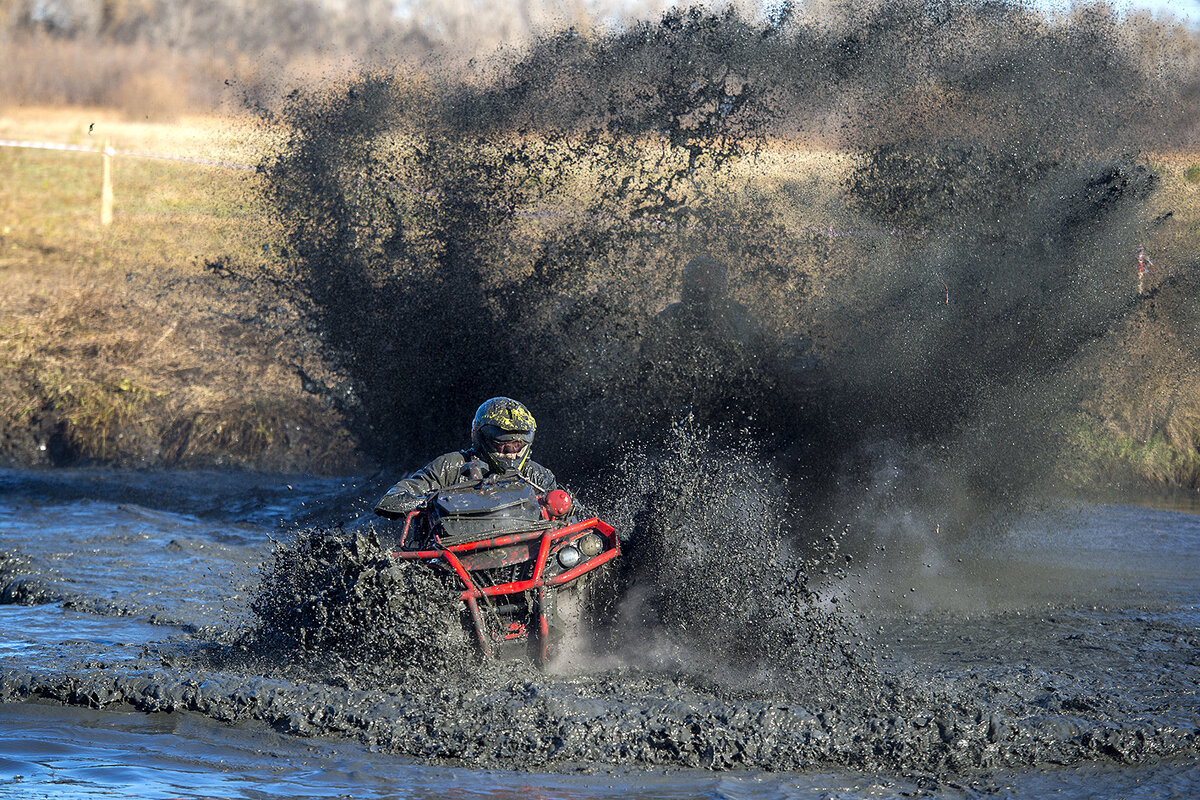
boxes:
[0,268,369,475]
[0,398,363,475]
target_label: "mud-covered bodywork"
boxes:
[391,475,618,665]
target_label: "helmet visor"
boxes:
[479,425,533,467]
[493,440,526,456]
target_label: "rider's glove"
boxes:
[374,490,426,519]
[460,459,488,481]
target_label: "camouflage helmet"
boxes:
[471,397,537,473]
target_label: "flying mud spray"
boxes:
[203,0,1200,778]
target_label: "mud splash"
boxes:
[241,529,476,684]
[593,419,873,689]
[234,1,1188,482]
[237,420,875,696]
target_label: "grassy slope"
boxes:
[0,107,362,473]
[1060,153,1200,491]
[1065,267,1200,490]
[1,107,1197,485]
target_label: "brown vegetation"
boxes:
[0,1,690,118]
[0,108,363,472]
[1066,268,1200,489]
[1069,154,1200,490]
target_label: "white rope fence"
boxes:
[0,138,254,225]
[0,139,100,155]
[0,138,254,169]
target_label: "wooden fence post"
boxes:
[100,140,114,225]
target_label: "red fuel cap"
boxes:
[545,489,573,518]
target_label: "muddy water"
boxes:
[1,469,1198,798]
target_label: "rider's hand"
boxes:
[461,459,488,481]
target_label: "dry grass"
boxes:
[1058,153,1200,489]
[1144,152,1200,275]
[1065,263,1200,489]
[0,108,359,472]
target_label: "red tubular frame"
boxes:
[392,516,619,649]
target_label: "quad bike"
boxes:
[390,474,618,667]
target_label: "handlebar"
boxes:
[399,508,421,549]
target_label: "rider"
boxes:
[374,397,560,519]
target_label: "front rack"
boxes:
[392,515,619,660]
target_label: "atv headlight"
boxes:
[557,545,582,569]
[577,533,605,557]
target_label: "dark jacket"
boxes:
[374,448,558,519]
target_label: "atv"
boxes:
[390,473,618,667]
